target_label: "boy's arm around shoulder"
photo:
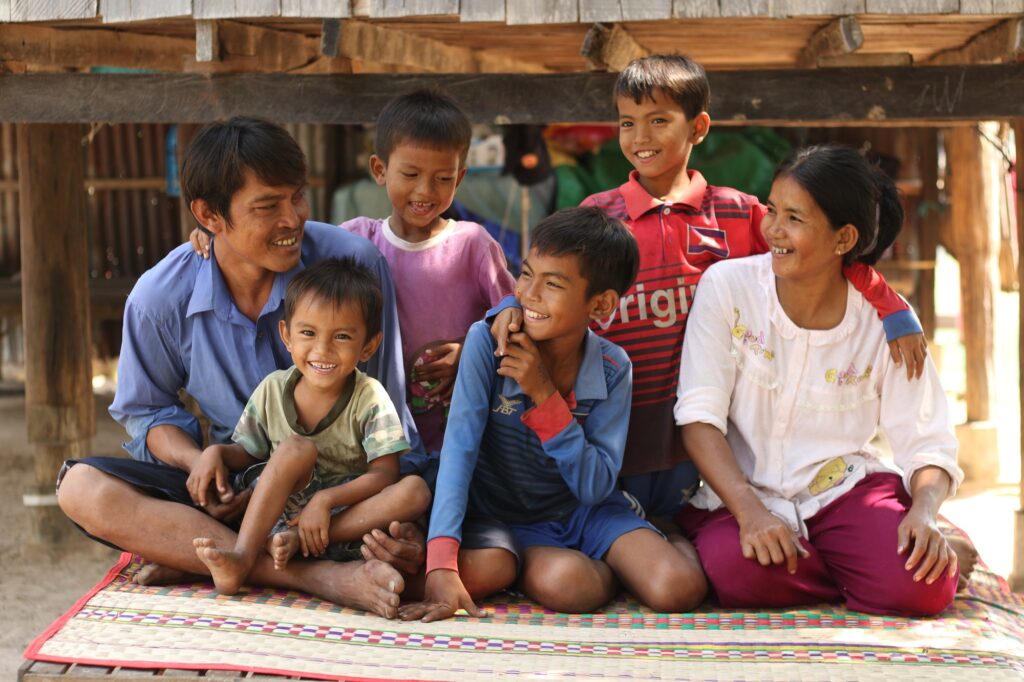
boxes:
[523,340,632,506]
[425,322,498,574]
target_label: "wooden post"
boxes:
[16,124,94,543]
[944,125,999,483]
[176,123,198,242]
[1011,118,1024,592]
[917,129,941,341]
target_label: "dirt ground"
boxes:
[0,390,122,678]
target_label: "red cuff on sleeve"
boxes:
[521,390,573,442]
[426,537,461,575]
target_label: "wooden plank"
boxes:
[580,0,672,22]
[194,0,280,19]
[1011,117,1024,593]
[18,660,69,680]
[719,0,770,16]
[196,20,220,62]
[367,0,458,17]
[506,0,577,24]
[100,0,191,22]
[320,18,340,56]
[281,0,350,16]
[928,17,1024,64]
[776,0,865,15]
[796,16,862,68]
[0,24,193,72]
[9,0,96,20]
[1,64,1023,124]
[817,52,912,67]
[863,0,957,12]
[460,0,504,21]
[673,0,720,16]
[960,0,1024,12]
[0,2,9,22]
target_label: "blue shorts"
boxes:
[619,461,700,519]
[509,493,659,561]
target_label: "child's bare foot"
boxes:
[267,530,300,571]
[193,537,251,595]
[134,563,200,586]
[361,521,426,575]
[946,533,979,591]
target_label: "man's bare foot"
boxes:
[267,530,300,571]
[193,537,252,595]
[361,521,425,575]
[946,533,979,591]
[134,563,201,586]
[303,559,404,619]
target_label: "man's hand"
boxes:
[888,332,927,380]
[413,340,463,403]
[398,569,485,623]
[202,486,251,524]
[186,445,233,507]
[898,505,957,584]
[737,508,809,574]
[361,521,426,575]
[489,307,523,357]
[496,332,556,405]
[288,492,332,557]
[190,228,211,259]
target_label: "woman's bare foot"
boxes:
[134,563,201,586]
[302,559,405,619]
[946,533,979,591]
[267,530,300,571]
[193,537,252,595]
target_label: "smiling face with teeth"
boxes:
[514,248,610,346]
[616,89,710,200]
[279,292,382,399]
[370,142,466,243]
[196,168,309,279]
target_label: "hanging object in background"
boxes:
[502,125,554,261]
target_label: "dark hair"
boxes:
[530,206,639,297]
[614,54,710,121]
[375,88,472,165]
[773,145,903,266]
[181,117,307,225]
[283,257,383,340]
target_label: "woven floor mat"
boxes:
[25,553,1024,681]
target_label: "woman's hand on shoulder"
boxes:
[888,332,927,380]
[737,508,809,575]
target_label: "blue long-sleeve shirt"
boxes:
[425,320,632,573]
[109,221,423,465]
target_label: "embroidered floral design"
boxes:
[731,307,774,361]
[825,363,873,386]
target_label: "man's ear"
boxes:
[588,289,620,322]
[279,319,292,353]
[360,331,384,362]
[191,198,228,236]
[369,155,387,186]
[691,112,711,145]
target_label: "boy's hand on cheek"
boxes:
[497,332,556,405]
[490,308,523,357]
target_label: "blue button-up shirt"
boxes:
[109,221,423,465]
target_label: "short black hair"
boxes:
[374,87,472,165]
[530,206,639,297]
[614,54,710,121]
[774,145,904,266]
[283,257,383,340]
[181,117,307,225]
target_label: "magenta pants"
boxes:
[676,472,958,617]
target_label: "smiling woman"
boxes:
[674,145,965,618]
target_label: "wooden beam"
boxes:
[797,16,863,68]
[817,53,913,68]
[1,64,1024,124]
[581,23,650,72]
[928,18,1024,65]
[17,123,94,543]
[0,24,193,72]
[1011,117,1024,593]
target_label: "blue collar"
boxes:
[499,329,608,402]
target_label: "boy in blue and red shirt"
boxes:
[493,54,926,524]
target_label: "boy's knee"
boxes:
[460,548,517,598]
[522,554,609,612]
[640,556,708,613]
[275,435,318,466]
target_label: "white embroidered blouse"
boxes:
[674,253,962,536]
